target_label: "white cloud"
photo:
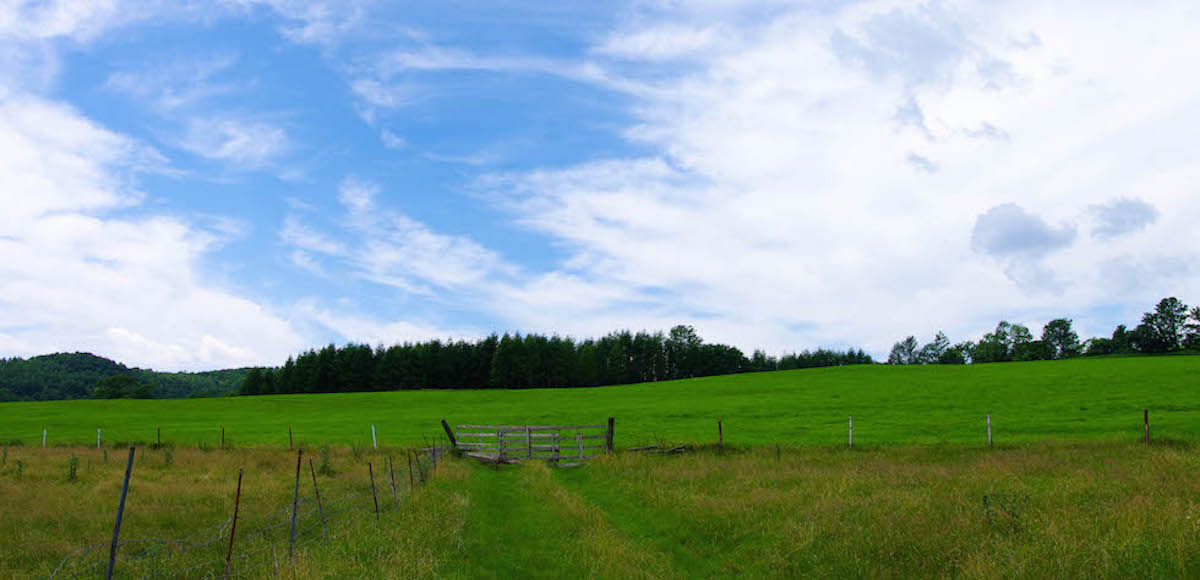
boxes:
[0,92,304,370]
[468,0,1200,353]
[179,116,290,167]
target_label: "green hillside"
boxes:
[2,356,1198,448]
[0,352,252,401]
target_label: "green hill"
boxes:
[2,355,1197,447]
[0,352,252,402]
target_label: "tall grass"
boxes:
[557,442,1200,578]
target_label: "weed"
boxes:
[103,448,108,463]
[162,445,174,468]
[66,454,79,482]
[318,445,335,476]
[350,443,364,460]
[14,459,22,479]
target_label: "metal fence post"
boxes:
[105,446,136,580]
[287,450,302,561]
[308,458,327,540]
[224,469,243,579]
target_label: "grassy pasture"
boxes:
[5,442,1200,578]
[1,356,1198,448]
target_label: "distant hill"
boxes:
[0,352,253,402]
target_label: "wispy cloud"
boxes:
[179,116,290,168]
[105,53,240,112]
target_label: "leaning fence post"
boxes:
[372,425,378,450]
[1144,409,1150,444]
[387,456,398,510]
[368,462,380,522]
[406,450,415,490]
[307,459,327,540]
[987,414,993,448]
[287,450,302,561]
[606,417,615,454]
[440,419,457,448]
[224,468,244,579]
[848,416,853,448]
[105,446,136,580]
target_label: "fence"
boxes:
[47,446,446,579]
[451,421,613,464]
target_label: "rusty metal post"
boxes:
[223,469,244,579]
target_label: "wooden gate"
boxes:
[451,420,613,465]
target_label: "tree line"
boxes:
[240,325,874,395]
[888,296,1200,365]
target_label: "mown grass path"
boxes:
[440,461,674,579]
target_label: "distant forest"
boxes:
[0,353,251,402]
[886,296,1200,365]
[240,325,873,396]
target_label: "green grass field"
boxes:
[4,357,1200,578]
[2,356,1199,448]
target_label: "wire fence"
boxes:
[47,446,446,579]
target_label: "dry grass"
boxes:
[0,443,435,579]
[5,441,1200,578]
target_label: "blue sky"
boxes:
[1,1,1198,371]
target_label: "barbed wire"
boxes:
[46,447,446,579]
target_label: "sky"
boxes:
[1,0,1198,372]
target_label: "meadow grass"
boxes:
[4,441,1200,578]
[0,444,434,578]
[2,356,1199,449]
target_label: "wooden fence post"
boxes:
[221,426,225,450]
[606,417,615,453]
[372,425,378,450]
[287,450,302,561]
[368,462,380,522]
[718,419,724,449]
[526,427,532,459]
[308,459,327,540]
[98,428,102,449]
[848,416,853,448]
[105,446,136,580]
[223,468,243,579]
[987,414,992,448]
[42,428,46,448]
[440,419,457,448]
[289,426,294,450]
[1144,409,1150,444]
[577,430,585,461]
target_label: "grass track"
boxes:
[3,356,1198,448]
